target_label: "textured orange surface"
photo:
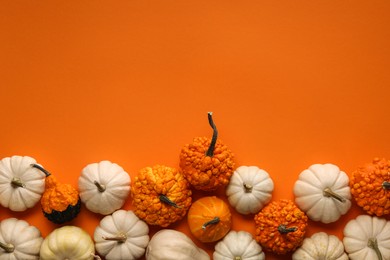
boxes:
[1,1,390,259]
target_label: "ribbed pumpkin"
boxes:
[254,199,308,255]
[131,165,192,227]
[350,157,390,216]
[187,196,232,243]
[179,112,235,191]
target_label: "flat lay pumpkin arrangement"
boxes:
[0,113,389,260]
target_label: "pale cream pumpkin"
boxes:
[292,232,348,260]
[293,163,351,223]
[226,166,274,214]
[0,218,43,260]
[94,210,149,260]
[213,230,265,260]
[0,156,46,211]
[145,229,210,260]
[40,226,96,260]
[78,160,131,215]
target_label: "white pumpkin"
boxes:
[0,156,46,211]
[292,232,348,260]
[145,229,210,260]
[293,163,352,223]
[226,166,274,214]
[78,160,131,215]
[0,218,43,259]
[94,210,149,260]
[213,230,265,260]
[343,215,390,260]
[40,226,96,260]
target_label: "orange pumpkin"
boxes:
[350,157,390,216]
[32,164,81,224]
[254,199,308,255]
[131,165,192,227]
[179,112,235,191]
[187,196,232,243]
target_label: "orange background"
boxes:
[1,1,390,259]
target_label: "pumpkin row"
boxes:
[0,211,388,260]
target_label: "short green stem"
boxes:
[0,241,15,253]
[159,195,181,208]
[243,183,253,193]
[94,181,106,192]
[278,224,297,234]
[323,187,346,203]
[206,112,218,157]
[202,217,220,230]
[367,238,383,260]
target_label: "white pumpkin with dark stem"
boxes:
[292,232,348,260]
[293,163,351,223]
[0,156,46,211]
[94,210,149,260]
[343,215,390,260]
[0,218,43,259]
[213,230,265,260]
[40,226,97,260]
[78,160,131,215]
[226,166,274,214]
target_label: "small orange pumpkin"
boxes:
[187,196,232,243]
[179,112,235,191]
[254,199,308,255]
[350,157,390,216]
[131,165,192,227]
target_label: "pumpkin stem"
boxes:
[277,224,297,234]
[367,238,383,260]
[30,163,51,176]
[234,257,242,260]
[102,233,127,243]
[323,187,346,203]
[243,183,253,193]
[94,181,106,192]
[202,217,220,230]
[0,241,15,253]
[91,253,102,260]
[382,181,390,190]
[11,177,25,188]
[206,112,218,157]
[159,195,181,208]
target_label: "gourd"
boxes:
[293,163,352,223]
[34,164,81,224]
[254,199,308,255]
[343,215,390,260]
[94,210,149,260]
[0,155,46,211]
[78,160,131,215]
[0,218,43,260]
[179,112,235,191]
[131,165,192,227]
[40,226,96,260]
[213,230,265,260]
[292,232,348,260]
[145,229,210,260]
[226,166,274,214]
[350,157,390,216]
[188,196,232,243]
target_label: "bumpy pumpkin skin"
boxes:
[180,136,235,191]
[254,199,308,255]
[350,157,390,216]
[131,165,192,227]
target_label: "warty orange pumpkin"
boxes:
[254,199,308,255]
[187,196,232,243]
[131,165,192,227]
[179,112,235,191]
[350,157,390,216]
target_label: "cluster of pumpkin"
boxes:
[1,112,390,260]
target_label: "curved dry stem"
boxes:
[323,187,346,203]
[277,224,297,234]
[0,241,14,253]
[94,181,106,192]
[367,238,383,260]
[206,112,218,157]
[202,217,220,230]
[159,195,181,208]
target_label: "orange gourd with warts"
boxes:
[187,196,232,243]
[254,199,308,255]
[131,165,192,227]
[180,112,235,191]
[350,157,390,216]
